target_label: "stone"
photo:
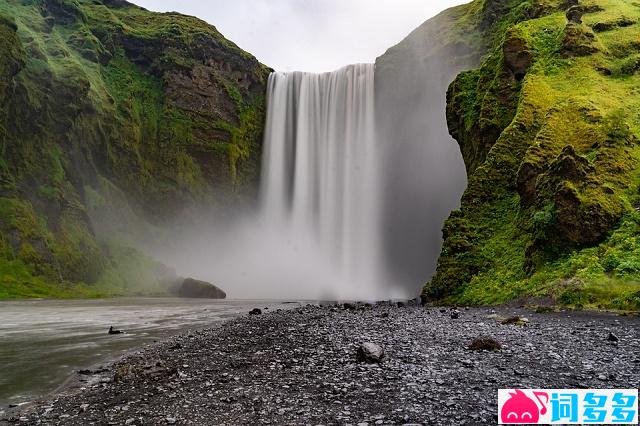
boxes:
[469,336,502,351]
[249,308,262,316]
[607,332,619,342]
[176,278,226,299]
[450,310,461,319]
[562,23,599,57]
[566,5,584,24]
[501,316,529,326]
[356,342,385,363]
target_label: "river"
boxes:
[0,298,299,409]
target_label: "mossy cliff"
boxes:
[424,0,640,310]
[0,0,269,298]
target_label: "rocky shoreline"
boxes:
[3,304,639,425]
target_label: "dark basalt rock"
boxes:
[501,316,529,326]
[40,0,86,26]
[356,342,385,364]
[249,308,262,316]
[503,29,533,80]
[566,5,585,24]
[177,278,226,299]
[108,326,123,335]
[469,336,502,351]
[592,18,636,33]
[562,23,599,57]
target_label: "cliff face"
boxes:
[425,0,640,310]
[0,0,269,298]
[374,1,485,289]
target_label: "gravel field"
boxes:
[3,303,639,425]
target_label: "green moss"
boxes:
[0,0,269,299]
[427,0,640,311]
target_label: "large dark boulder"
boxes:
[177,278,226,299]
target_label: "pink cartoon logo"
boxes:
[501,389,549,424]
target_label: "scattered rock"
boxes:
[356,342,385,363]
[12,306,640,425]
[607,332,619,342]
[469,336,502,352]
[501,316,529,326]
[249,308,262,316]
[108,326,123,335]
[450,310,461,319]
[592,17,635,33]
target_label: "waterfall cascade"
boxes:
[260,64,393,299]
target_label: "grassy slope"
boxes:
[0,0,269,299]
[426,0,640,310]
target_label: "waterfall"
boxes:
[260,64,392,299]
[150,64,433,301]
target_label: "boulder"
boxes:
[249,308,262,316]
[356,342,385,363]
[501,316,529,326]
[566,5,584,24]
[177,278,226,299]
[469,336,502,351]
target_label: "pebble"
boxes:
[9,306,640,426]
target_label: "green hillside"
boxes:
[425,0,640,310]
[0,0,269,298]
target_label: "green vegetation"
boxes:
[0,0,269,299]
[426,0,640,311]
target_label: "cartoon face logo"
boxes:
[501,390,548,424]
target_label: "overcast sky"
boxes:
[129,0,469,72]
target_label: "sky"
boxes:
[129,0,469,72]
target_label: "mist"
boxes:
[375,15,483,292]
[89,3,482,301]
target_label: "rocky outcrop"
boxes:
[562,23,599,57]
[425,0,640,310]
[176,278,226,299]
[503,29,533,80]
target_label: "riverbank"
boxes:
[4,304,639,425]
[0,298,298,411]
